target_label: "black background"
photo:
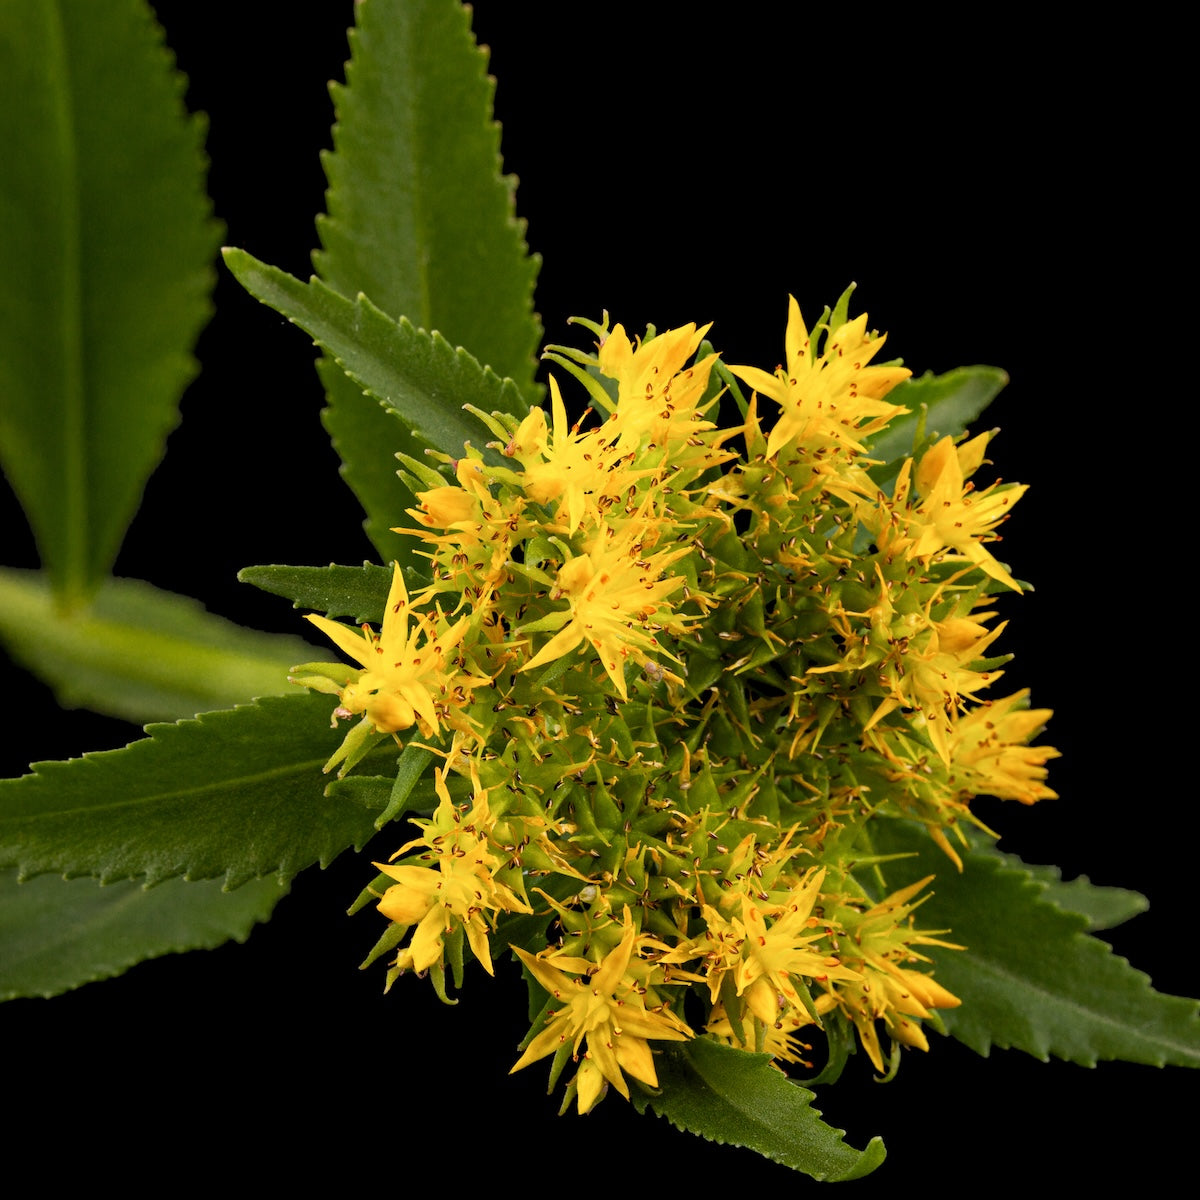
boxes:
[2,3,1191,1187]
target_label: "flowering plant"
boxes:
[1,1,1194,1183]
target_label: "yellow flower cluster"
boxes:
[298,292,1057,1111]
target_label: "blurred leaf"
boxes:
[0,693,396,888]
[315,0,541,561]
[223,251,523,463]
[876,821,1200,1067]
[0,868,288,1001]
[0,568,318,723]
[632,1038,886,1182]
[0,0,220,608]
[238,562,397,625]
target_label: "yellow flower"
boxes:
[403,456,525,601]
[947,690,1059,804]
[519,376,645,535]
[817,877,961,1075]
[519,511,695,698]
[376,766,531,976]
[883,433,1028,591]
[597,321,724,470]
[302,563,484,742]
[728,296,910,462]
[511,908,692,1113]
[700,869,860,1027]
[705,1003,814,1067]
[865,608,1008,762]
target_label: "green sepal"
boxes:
[351,869,395,918]
[630,1038,886,1182]
[718,971,748,1048]
[444,921,466,991]
[375,743,435,828]
[394,451,449,495]
[361,916,407,969]
[288,662,359,693]
[427,956,457,1006]
[714,361,751,418]
[323,716,391,779]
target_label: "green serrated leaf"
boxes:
[0,568,318,723]
[865,366,1008,468]
[315,0,541,402]
[968,837,1150,932]
[875,820,1200,1067]
[0,867,288,1001]
[223,251,525,465]
[1037,873,1150,932]
[238,562,399,624]
[0,0,220,609]
[319,360,423,567]
[631,1039,885,1181]
[0,692,396,888]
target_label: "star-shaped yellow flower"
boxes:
[301,563,484,741]
[700,868,860,1027]
[947,689,1059,804]
[518,516,694,698]
[728,296,910,462]
[885,433,1028,591]
[511,908,692,1113]
[376,766,531,976]
[816,877,961,1075]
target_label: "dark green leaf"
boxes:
[0,693,396,888]
[875,820,1200,1067]
[238,562,398,624]
[1038,873,1150,932]
[320,360,422,567]
[315,0,541,401]
[0,0,220,608]
[223,251,523,465]
[866,366,1008,468]
[968,838,1150,932]
[0,568,317,723]
[0,867,288,1001]
[631,1038,886,1182]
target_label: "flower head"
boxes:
[597,321,724,470]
